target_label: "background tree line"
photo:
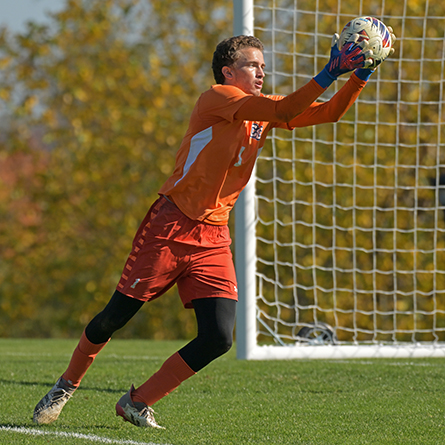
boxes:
[0,0,231,339]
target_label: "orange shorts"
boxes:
[117,196,238,308]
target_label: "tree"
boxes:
[0,0,231,338]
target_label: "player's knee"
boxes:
[98,317,122,335]
[86,312,126,342]
[219,339,232,356]
[211,330,233,357]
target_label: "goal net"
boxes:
[234,0,445,359]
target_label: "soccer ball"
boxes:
[338,16,392,68]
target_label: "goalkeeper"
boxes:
[33,31,394,428]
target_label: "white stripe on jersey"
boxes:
[174,126,213,187]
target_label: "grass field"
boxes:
[1,339,445,444]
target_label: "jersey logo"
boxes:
[250,123,263,141]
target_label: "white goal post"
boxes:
[234,0,445,359]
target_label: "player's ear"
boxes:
[222,66,233,81]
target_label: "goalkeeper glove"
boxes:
[327,33,373,76]
[314,33,373,88]
[387,26,397,58]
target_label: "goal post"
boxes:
[233,0,257,360]
[234,0,445,359]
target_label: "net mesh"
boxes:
[252,0,445,345]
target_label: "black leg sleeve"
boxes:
[85,290,145,344]
[178,297,237,372]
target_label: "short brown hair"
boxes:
[212,35,264,84]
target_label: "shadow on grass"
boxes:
[0,422,130,433]
[0,378,127,393]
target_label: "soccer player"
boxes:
[33,32,393,428]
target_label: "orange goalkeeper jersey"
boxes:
[159,73,367,225]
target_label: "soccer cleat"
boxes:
[33,377,77,425]
[115,385,164,429]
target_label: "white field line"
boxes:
[0,426,172,445]
[325,359,441,367]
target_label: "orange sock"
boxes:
[62,330,109,387]
[132,352,196,406]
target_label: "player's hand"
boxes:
[387,26,396,57]
[326,33,373,78]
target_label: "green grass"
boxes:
[1,339,445,444]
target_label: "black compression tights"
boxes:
[85,290,237,373]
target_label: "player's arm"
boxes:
[286,70,369,128]
[286,26,397,128]
[234,33,372,123]
[233,79,324,123]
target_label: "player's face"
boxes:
[223,47,265,96]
